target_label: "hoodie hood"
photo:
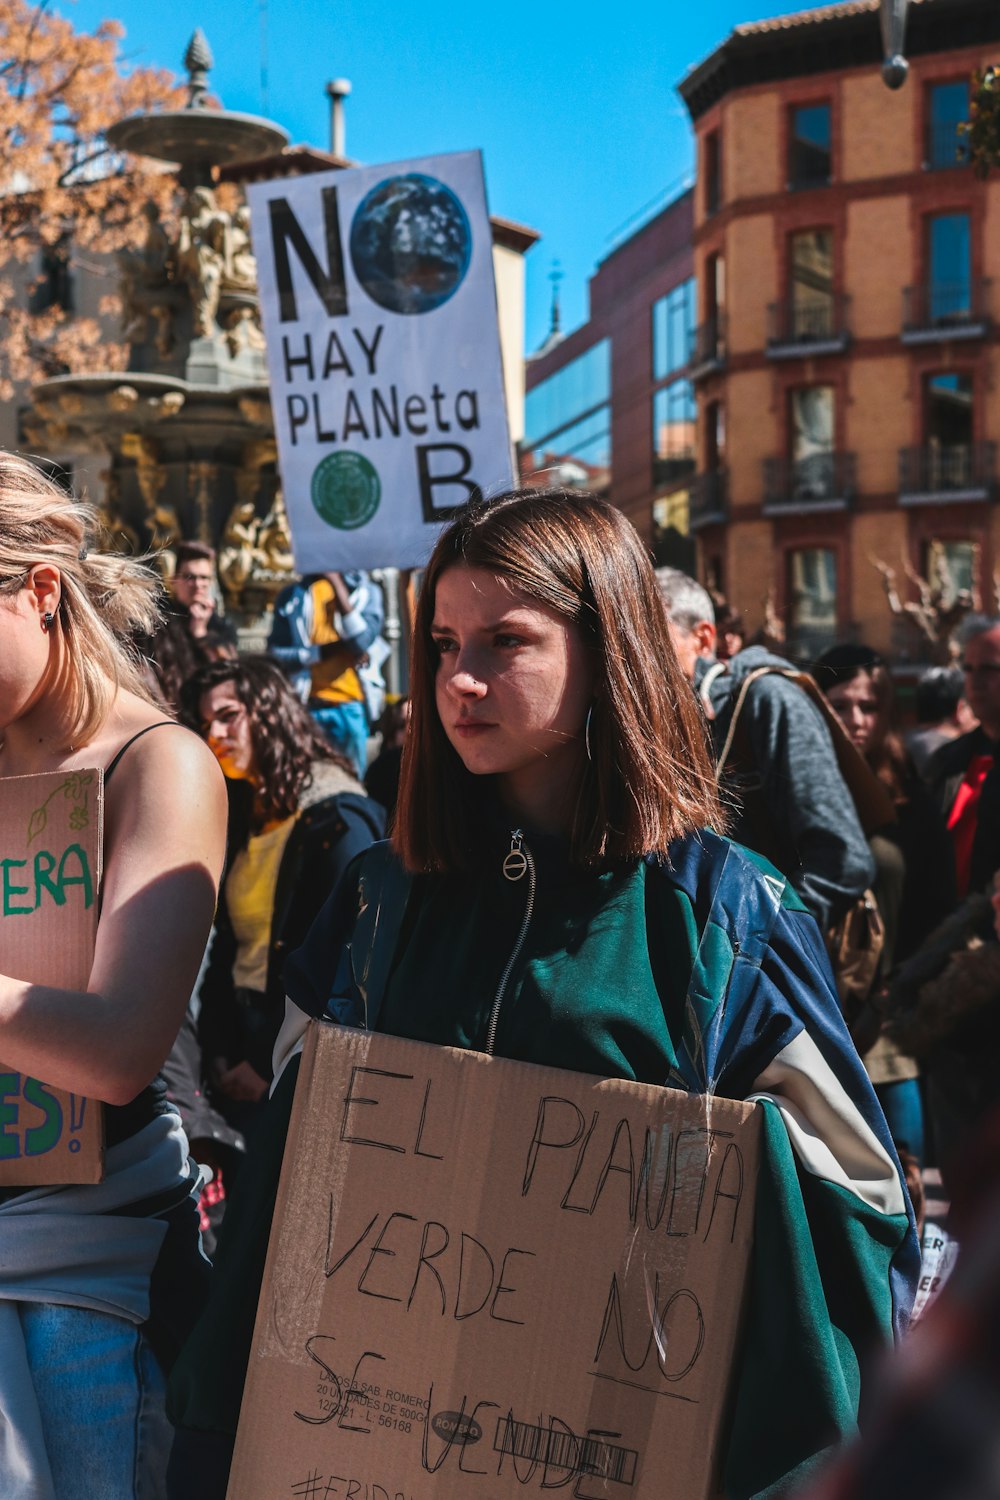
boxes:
[300,758,366,811]
[695,645,797,715]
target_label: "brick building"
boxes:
[679,0,1000,661]
[520,189,697,568]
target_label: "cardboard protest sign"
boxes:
[230,1023,761,1500]
[0,770,104,1184]
[248,151,513,571]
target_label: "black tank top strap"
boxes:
[105,721,182,784]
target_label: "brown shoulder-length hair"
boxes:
[394,487,723,873]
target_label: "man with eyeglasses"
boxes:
[171,542,236,648]
[927,617,1000,897]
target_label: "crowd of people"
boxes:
[2,452,999,1497]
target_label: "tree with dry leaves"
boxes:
[0,0,185,398]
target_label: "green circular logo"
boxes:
[311,451,381,531]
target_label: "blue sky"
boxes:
[63,0,837,349]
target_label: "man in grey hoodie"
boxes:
[656,568,874,930]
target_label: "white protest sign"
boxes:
[248,151,513,571]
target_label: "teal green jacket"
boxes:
[169,827,917,1498]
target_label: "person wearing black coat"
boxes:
[182,658,385,1130]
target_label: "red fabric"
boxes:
[947,753,994,897]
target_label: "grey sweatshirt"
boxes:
[695,646,875,928]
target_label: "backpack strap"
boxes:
[715,666,895,835]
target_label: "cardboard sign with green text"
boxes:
[0,770,104,1184]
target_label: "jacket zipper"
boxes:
[485,829,536,1056]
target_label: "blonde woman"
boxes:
[0,454,227,1498]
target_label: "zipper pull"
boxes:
[503,829,529,881]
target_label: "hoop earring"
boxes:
[584,703,594,763]
[41,612,54,632]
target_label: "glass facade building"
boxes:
[522,340,612,490]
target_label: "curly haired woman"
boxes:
[182,658,384,1125]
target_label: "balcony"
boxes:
[924,121,970,171]
[688,314,726,381]
[689,469,728,530]
[763,452,856,515]
[766,295,851,358]
[902,279,991,343]
[652,454,696,489]
[898,442,996,505]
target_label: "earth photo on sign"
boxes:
[349,173,473,315]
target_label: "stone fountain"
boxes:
[23,31,297,622]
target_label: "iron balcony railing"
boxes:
[763,452,856,511]
[653,454,696,488]
[767,294,851,354]
[898,441,997,502]
[902,278,991,339]
[689,469,728,529]
[925,120,970,171]
[688,313,726,378]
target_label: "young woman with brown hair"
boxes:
[181,657,384,1122]
[169,489,918,1499]
[0,452,227,1496]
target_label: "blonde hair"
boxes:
[0,452,164,746]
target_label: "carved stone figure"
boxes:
[119,201,174,352]
[256,490,295,578]
[225,206,257,293]
[218,498,261,599]
[176,187,227,338]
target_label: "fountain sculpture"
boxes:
[23,30,297,618]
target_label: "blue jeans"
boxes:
[874,1077,925,1164]
[20,1302,171,1498]
[310,700,369,779]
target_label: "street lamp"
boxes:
[879,0,910,89]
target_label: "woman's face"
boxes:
[199,682,256,779]
[0,579,54,739]
[826,671,881,757]
[431,565,594,818]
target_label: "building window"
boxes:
[790,229,835,338]
[652,279,694,382]
[925,370,973,447]
[29,245,73,315]
[921,370,973,487]
[705,131,721,216]
[927,212,971,322]
[653,379,696,486]
[788,547,837,659]
[926,538,976,604]
[790,386,835,497]
[927,80,970,169]
[522,339,612,491]
[789,103,832,189]
[704,399,725,472]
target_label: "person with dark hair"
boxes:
[363,695,410,824]
[171,542,237,648]
[656,567,874,931]
[928,618,1000,898]
[906,665,974,775]
[813,644,955,1163]
[169,489,917,1500]
[715,600,745,661]
[181,657,384,1124]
